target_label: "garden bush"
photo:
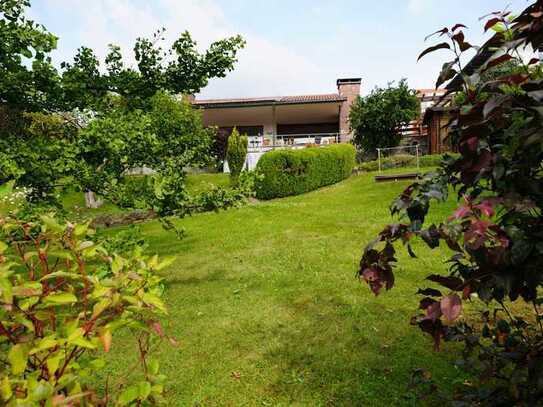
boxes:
[255,144,355,200]
[226,128,248,186]
[0,215,172,405]
[356,153,459,172]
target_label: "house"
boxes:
[193,78,362,151]
[193,78,449,169]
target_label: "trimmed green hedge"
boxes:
[255,144,355,200]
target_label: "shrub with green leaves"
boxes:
[0,215,173,406]
[255,144,355,200]
[356,153,460,172]
[225,128,247,186]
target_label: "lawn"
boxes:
[96,170,465,406]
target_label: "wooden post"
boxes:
[416,144,420,173]
[377,148,381,173]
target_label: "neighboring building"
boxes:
[399,88,447,153]
[423,103,456,154]
[193,78,362,150]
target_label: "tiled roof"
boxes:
[193,93,346,107]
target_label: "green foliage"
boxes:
[225,128,248,186]
[0,215,171,405]
[255,144,355,200]
[356,153,460,172]
[349,79,419,154]
[2,92,213,217]
[0,111,78,202]
[61,29,245,111]
[0,0,60,111]
[1,0,242,218]
[359,5,543,404]
[1,1,245,112]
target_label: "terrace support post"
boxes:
[272,105,277,150]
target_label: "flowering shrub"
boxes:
[0,186,33,207]
[0,215,172,406]
[358,3,543,404]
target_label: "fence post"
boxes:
[416,144,420,173]
[377,148,381,173]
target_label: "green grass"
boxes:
[99,170,465,406]
[185,172,230,194]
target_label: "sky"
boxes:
[30,0,532,99]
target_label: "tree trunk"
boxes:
[84,191,103,209]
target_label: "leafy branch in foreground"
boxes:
[358,2,543,404]
[0,215,175,406]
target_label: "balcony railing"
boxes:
[247,132,340,152]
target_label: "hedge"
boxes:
[255,144,356,200]
[356,153,460,172]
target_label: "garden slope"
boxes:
[102,171,461,406]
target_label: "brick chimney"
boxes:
[337,78,361,142]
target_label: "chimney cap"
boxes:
[337,78,362,86]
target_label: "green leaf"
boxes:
[92,298,111,319]
[40,271,81,281]
[30,381,53,401]
[8,344,28,375]
[148,359,160,375]
[12,282,42,297]
[0,278,13,304]
[69,336,96,349]
[29,335,58,355]
[46,353,63,375]
[142,292,167,313]
[74,223,89,237]
[43,292,77,305]
[1,376,12,401]
[40,215,64,233]
[138,381,152,400]
[118,384,140,406]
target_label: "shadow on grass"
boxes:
[163,269,227,287]
[260,294,455,406]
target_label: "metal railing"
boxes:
[247,132,340,152]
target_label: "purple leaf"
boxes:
[440,294,462,322]
[424,27,449,41]
[418,42,451,61]
[426,275,463,291]
[484,18,501,32]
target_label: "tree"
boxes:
[0,0,243,210]
[61,29,245,112]
[75,92,214,215]
[358,4,543,404]
[349,79,419,154]
[226,128,248,186]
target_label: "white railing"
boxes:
[247,132,340,152]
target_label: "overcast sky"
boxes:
[31,0,531,98]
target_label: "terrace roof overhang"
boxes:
[195,96,345,128]
[193,94,346,109]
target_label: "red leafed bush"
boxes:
[358,2,543,404]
